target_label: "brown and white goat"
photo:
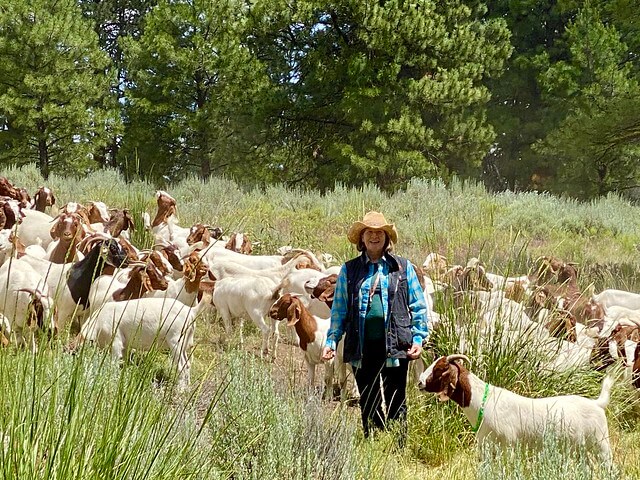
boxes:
[305,273,338,310]
[32,186,56,212]
[186,223,224,248]
[0,198,22,230]
[104,208,135,238]
[225,232,252,255]
[0,177,20,200]
[47,212,86,263]
[88,261,170,314]
[148,252,210,307]
[418,354,613,466]
[269,293,355,400]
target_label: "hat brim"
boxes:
[347,221,398,245]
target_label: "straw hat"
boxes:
[347,211,398,245]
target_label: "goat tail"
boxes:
[595,375,615,409]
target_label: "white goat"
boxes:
[0,261,57,350]
[15,209,56,249]
[79,295,211,389]
[203,247,325,277]
[541,331,598,373]
[211,255,309,358]
[418,354,613,466]
[593,289,640,311]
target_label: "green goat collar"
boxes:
[471,382,490,433]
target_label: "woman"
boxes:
[321,211,428,441]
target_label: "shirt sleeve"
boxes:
[405,260,429,345]
[325,263,349,351]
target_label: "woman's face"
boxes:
[362,228,387,257]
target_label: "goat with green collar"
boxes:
[418,354,614,468]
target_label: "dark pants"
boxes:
[354,340,409,440]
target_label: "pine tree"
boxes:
[121,0,270,182]
[79,0,157,170]
[246,0,512,190]
[0,0,119,179]
[534,3,640,198]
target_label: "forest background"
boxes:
[0,0,638,199]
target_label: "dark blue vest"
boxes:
[343,252,413,363]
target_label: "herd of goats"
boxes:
[1,175,640,465]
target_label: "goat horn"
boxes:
[446,354,470,364]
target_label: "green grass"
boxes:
[2,164,640,478]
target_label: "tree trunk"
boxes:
[36,115,50,180]
[38,138,49,180]
[200,155,211,179]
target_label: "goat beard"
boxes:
[436,390,450,402]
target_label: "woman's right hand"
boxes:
[321,347,335,361]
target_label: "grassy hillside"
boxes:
[1,164,640,479]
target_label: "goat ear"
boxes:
[286,302,300,327]
[436,363,459,402]
[124,210,135,231]
[319,287,335,303]
[141,272,153,292]
[49,222,60,240]
[183,262,196,282]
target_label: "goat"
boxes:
[277,269,334,342]
[0,198,22,230]
[18,238,128,331]
[0,177,21,200]
[0,230,28,266]
[594,289,640,311]
[225,232,252,254]
[148,191,191,248]
[211,255,310,358]
[78,294,213,390]
[186,223,225,248]
[590,324,639,374]
[530,256,569,287]
[88,261,169,314]
[16,209,57,249]
[304,273,337,315]
[147,252,211,307]
[0,261,57,350]
[269,293,356,400]
[418,354,613,466]
[157,243,185,275]
[205,248,323,279]
[47,211,86,263]
[32,186,56,212]
[104,208,135,238]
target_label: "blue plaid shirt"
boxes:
[325,253,429,367]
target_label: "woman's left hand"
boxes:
[407,344,422,360]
